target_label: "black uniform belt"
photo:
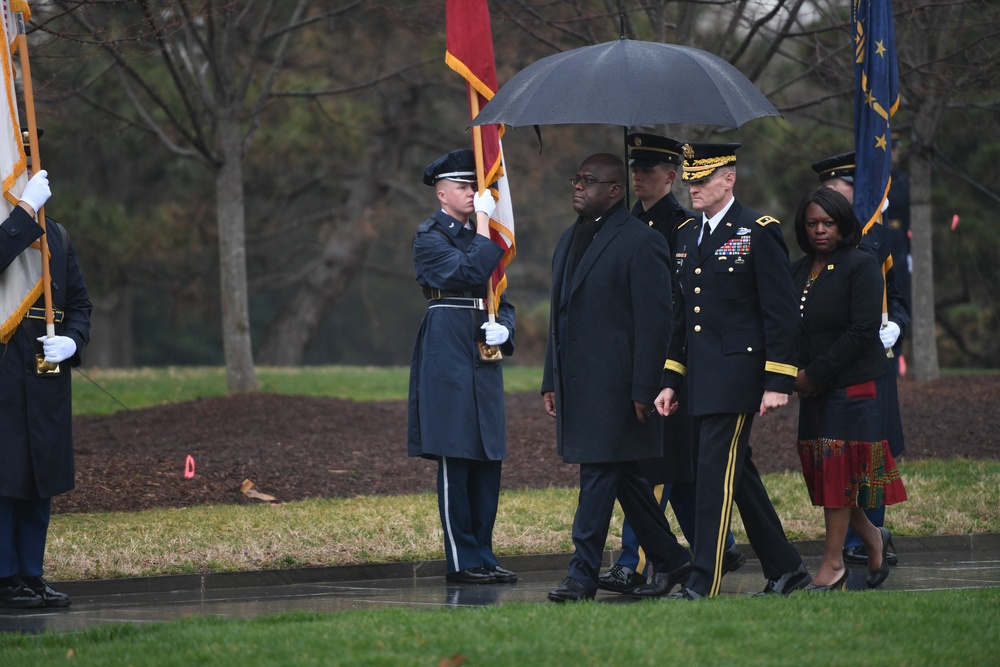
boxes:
[428,297,485,310]
[26,307,64,323]
[422,286,476,300]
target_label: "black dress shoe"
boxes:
[755,563,811,596]
[632,561,693,599]
[0,578,44,609]
[597,564,646,594]
[867,527,892,589]
[488,565,517,583]
[666,586,704,601]
[547,577,594,602]
[804,569,849,592]
[722,545,747,574]
[844,544,898,566]
[21,576,71,607]
[445,567,497,584]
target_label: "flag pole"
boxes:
[467,85,498,324]
[13,11,54,340]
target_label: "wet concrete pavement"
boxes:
[2,533,998,634]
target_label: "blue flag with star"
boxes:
[853,0,899,233]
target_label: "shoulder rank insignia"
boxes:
[756,215,779,226]
[736,226,751,236]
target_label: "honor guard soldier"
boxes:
[2,161,92,609]
[407,149,517,586]
[655,142,809,599]
[597,134,744,596]
[812,151,908,567]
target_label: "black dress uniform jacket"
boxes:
[1,209,92,499]
[631,193,696,484]
[663,199,799,412]
[542,202,673,464]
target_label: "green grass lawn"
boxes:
[2,589,997,666]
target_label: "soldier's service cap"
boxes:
[423,149,477,186]
[811,151,855,183]
[627,133,684,168]
[681,142,741,183]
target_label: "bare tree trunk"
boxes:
[85,286,133,367]
[216,113,259,392]
[256,88,419,365]
[908,138,940,381]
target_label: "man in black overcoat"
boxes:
[656,143,808,599]
[1,169,92,609]
[543,153,691,602]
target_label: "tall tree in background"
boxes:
[41,0,360,391]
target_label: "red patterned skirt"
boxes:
[797,379,907,509]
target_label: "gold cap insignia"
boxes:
[682,143,694,160]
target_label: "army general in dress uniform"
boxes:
[407,149,517,586]
[656,143,809,599]
[598,134,744,596]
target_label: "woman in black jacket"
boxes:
[790,188,907,591]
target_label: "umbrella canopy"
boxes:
[472,38,779,129]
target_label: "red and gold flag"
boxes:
[445,0,515,310]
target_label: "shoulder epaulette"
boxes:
[677,217,696,230]
[756,215,780,227]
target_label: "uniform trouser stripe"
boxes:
[634,484,665,575]
[708,413,747,597]
[440,457,460,572]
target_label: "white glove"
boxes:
[473,190,496,219]
[481,321,509,346]
[20,170,51,213]
[879,321,901,348]
[37,335,77,363]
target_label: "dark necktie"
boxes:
[699,222,712,250]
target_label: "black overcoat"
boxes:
[1,209,92,499]
[407,210,515,461]
[541,203,673,464]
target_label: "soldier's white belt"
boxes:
[428,297,485,310]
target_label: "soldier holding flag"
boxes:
[1,162,92,609]
[407,150,516,585]
[1,0,93,609]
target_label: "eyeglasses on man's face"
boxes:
[570,175,617,187]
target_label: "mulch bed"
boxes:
[55,374,1000,514]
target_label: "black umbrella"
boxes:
[471,37,779,129]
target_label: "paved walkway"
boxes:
[2,534,998,634]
